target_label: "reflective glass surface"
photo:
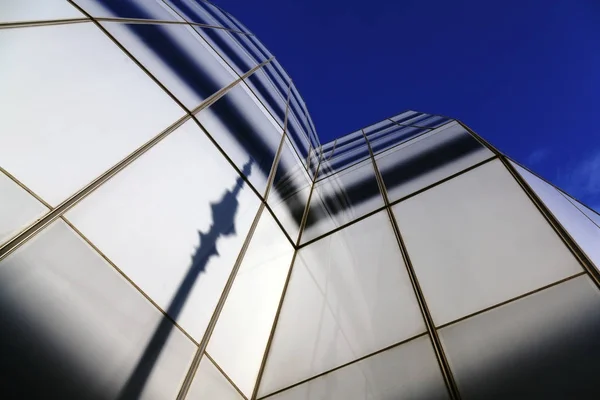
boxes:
[187,356,244,400]
[0,0,83,23]
[73,0,185,21]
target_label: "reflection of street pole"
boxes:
[117,159,253,400]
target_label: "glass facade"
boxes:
[1,1,599,399]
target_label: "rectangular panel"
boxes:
[512,162,600,269]
[73,0,185,21]
[207,211,295,397]
[0,170,49,246]
[101,21,239,110]
[302,157,384,243]
[187,356,243,400]
[568,195,600,227]
[66,119,261,340]
[0,23,185,205]
[258,211,426,396]
[266,336,449,400]
[0,0,83,23]
[368,125,430,155]
[267,135,313,242]
[440,275,600,399]
[0,220,195,399]
[244,64,289,130]
[196,82,283,195]
[377,122,494,203]
[392,160,582,326]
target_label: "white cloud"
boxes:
[557,149,600,200]
[527,148,550,165]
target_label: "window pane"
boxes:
[440,275,600,399]
[0,0,83,23]
[66,120,261,340]
[267,135,313,242]
[207,211,294,397]
[73,0,184,21]
[0,23,185,205]
[195,82,283,195]
[101,22,239,110]
[392,160,582,326]
[266,336,449,400]
[259,211,426,396]
[302,158,384,244]
[512,162,600,270]
[187,356,243,400]
[0,171,48,246]
[0,221,195,399]
[377,122,493,203]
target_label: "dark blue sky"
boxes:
[215,0,600,211]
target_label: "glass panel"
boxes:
[101,22,239,110]
[0,220,195,399]
[265,336,449,400]
[195,82,283,195]
[512,162,600,269]
[377,122,494,203]
[568,195,600,227]
[440,275,600,400]
[0,171,49,246]
[0,0,83,22]
[258,211,426,396]
[369,125,430,155]
[207,211,294,397]
[0,23,185,205]
[244,64,288,129]
[267,135,313,242]
[388,110,419,124]
[162,0,222,25]
[302,158,384,243]
[73,0,184,21]
[392,160,583,327]
[187,356,243,400]
[65,119,262,340]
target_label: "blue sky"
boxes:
[215,0,600,211]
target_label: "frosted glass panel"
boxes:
[0,171,49,246]
[302,158,384,243]
[101,21,239,110]
[512,162,600,269]
[0,221,195,399]
[440,275,600,399]
[66,120,261,341]
[0,23,185,205]
[259,211,426,397]
[0,0,83,22]
[196,83,283,195]
[268,336,449,400]
[208,211,294,397]
[73,0,184,21]
[187,356,243,400]
[376,122,493,203]
[393,160,582,326]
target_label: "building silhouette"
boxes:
[1,1,600,399]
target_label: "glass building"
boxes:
[1,1,599,399]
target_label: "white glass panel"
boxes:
[302,158,384,244]
[376,122,493,203]
[512,162,600,269]
[73,0,184,21]
[0,171,49,245]
[207,211,294,397]
[267,135,313,242]
[0,23,185,205]
[101,21,238,110]
[187,356,243,400]
[392,160,582,326]
[259,211,426,396]
[268,336,449,400]
[0,0,83,22]
[440,275,600,399]
[0,221,195,399]
[196,83,283,195]
[66,120,261,341]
